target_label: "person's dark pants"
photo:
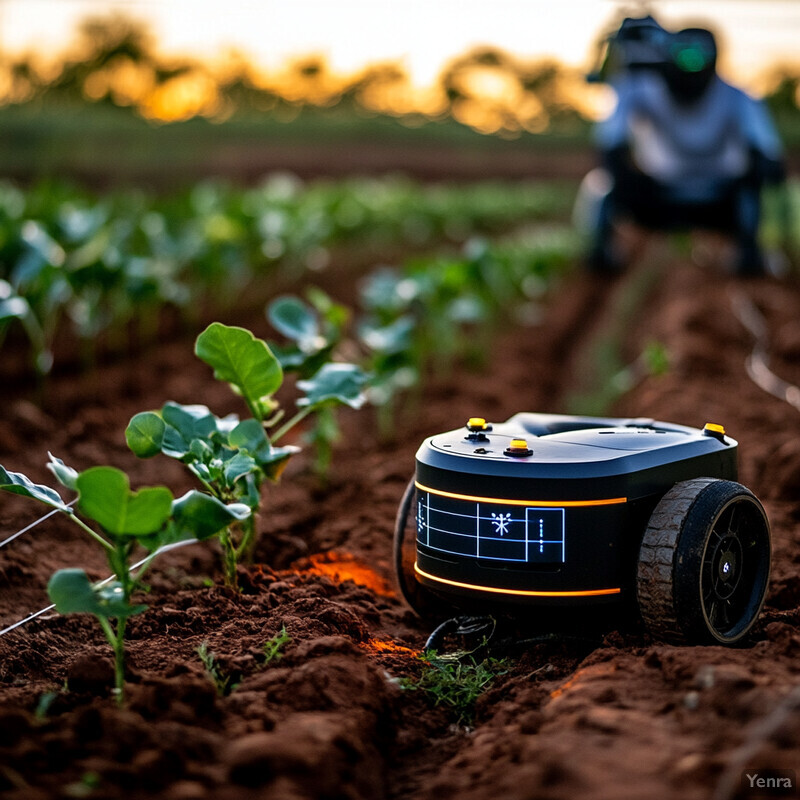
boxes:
[590,164,763,275]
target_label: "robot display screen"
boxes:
[416,489,565,564]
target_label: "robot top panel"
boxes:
[423,412,736,473]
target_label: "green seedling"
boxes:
[268,290,355,478]
[0,279,52,376]
[1,176,577,382]
[0,457,250,703]
[267,288,349,378]
[642,339,670,377]
[126,321,368,588]
[357,313,419,441]
[196,641,238,696]
[33,690,61,722]
[401,652,511,726]
[63,771,102,799]
[262,625,292,664]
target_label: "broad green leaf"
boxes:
[224,451,258,485]
[48,568,97,614]
[161,403,219,458]
[268,296,319,345]
[0,465,69,510]
[76,467,173,537]
[189,438,215,462]
[188,461,214,484]
[162,403,217,440]
[195,323,282,419]
[46,453,78,491]
[360,268,408,313]
[358,316,415,355]
[162,427,192,459]
[47,569,146,619]
[228,419,299,475]
[297,363,369,410]
[228,419,271,460]
[169,491,251,542]
[125,412,166,458]
[272,343,335,379]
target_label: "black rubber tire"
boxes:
[393,477,455,619]
[637,478,771,645]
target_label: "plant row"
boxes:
[1,218,579,702]
[2,320,368,702]
[0,175,574,376]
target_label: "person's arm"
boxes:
[594,78,637,173]
[741,93,786,184]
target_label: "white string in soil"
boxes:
[0,499,77,550]
[0,537,198,638]
[729,288,800,413]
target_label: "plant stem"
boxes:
[67,512,115,552]
[131,548,161,585]
[97,615,125,705]
[218,525,239,590]
[271,407,311,443]
[233,514,257,564]
[244,397,263,424]
[188,466,219,497]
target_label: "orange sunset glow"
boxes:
[1,1,800,131]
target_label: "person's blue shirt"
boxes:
[596,70,783,203]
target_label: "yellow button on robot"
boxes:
[467,417,488,431]
[505,438,533,457]
[702,423,727,442]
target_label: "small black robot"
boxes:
[395,413,771,646]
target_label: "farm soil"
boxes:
[1,243,800,800]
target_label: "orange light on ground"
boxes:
[363,638,419,656]
[549,662,618,700]
[300,552,397,598]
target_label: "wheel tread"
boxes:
[637,478,717,644]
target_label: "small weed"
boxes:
[196,641,238,696]
[642,339,670,376]
[401,652,511,725]
[33,690,59,722]
[64,771,102,798]
[262,626,292,665]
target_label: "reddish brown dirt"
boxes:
[1,242,800,800]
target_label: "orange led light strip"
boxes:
[414,482,627,508]
[414,564,621,597]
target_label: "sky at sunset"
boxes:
[3,0,800,91]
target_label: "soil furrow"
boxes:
[1,250,799,800]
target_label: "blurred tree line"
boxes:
[0,13,592,135]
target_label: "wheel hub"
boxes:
[718,550,737,581]
[712,536,742,599]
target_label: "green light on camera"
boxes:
[676,47,707,73]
